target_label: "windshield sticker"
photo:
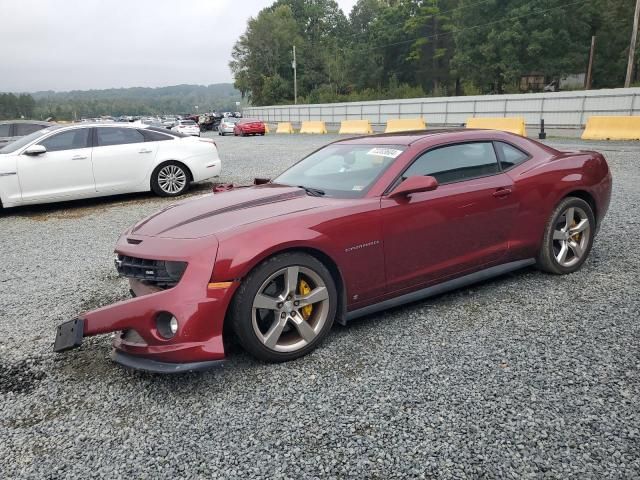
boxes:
[352,185,364,191]
[367,147,403,159]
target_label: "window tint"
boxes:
[96,127,144,146]
[495,142,529,170]
[403,142,500,184]
[15,123,46,136]
[139,129,173,142]
[0,124,11,136]
[40,129,90,152]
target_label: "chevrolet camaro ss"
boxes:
[54,129,612,373]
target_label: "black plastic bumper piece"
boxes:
[111,350,225,374]
[53,318,84,352]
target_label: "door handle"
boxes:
[71,155,87,160]
[138,149,153,154]
[493,187,512,198]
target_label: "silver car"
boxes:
[218,117,239,136]
[0,120,54,147]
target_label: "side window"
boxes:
[403,142,500,184]
[40,129,90,152]
[495,142,529,170]
[139,129,173,142]
[15,123,46,136]
[96,127,145,147]
[0,124,11,136]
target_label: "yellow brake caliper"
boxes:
[298,279,313,319]
[571,220,581,242]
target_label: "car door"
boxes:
[381,141,519,293]
[92,127,158,193]
[17,127,95,202]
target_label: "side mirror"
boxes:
[388,175,438,198]
[24,144,47,156]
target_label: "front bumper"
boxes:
[53,233,237,372]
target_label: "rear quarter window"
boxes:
[495,142,530,170]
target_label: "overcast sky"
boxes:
[1,0,358,93]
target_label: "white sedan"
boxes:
[0,123,221,208]
[171,120,200,136]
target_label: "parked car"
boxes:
[0,120,54,147]
[233,112,242,118]
[52,129,612,372]
[162,117,177,129]
[0,124,221,208]
[234,118,266,136]
[172,120,200,137]
[218,117,239,135]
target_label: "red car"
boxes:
[233,118,266,136]
[54,130,612,372]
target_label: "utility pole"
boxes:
[292,45,297,105]
[585,35,595,90]
[625,0,640,87]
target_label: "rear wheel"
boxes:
[151,161,190,197]
[537,197,595,274]
[231,253,337,362]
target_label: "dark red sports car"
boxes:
[54,130,612,372]
[233,118,266,136]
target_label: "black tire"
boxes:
[150,161,190,197]
[536,196,596,274]
[230,252,337,362]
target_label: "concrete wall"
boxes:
[243,87,640,129]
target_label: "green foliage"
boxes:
[232,0,640,105]
[0,93,36,120]
[7,84,241,121]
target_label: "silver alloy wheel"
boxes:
[552,206,591,268]
[251,266,330,353]
[157,165,187,194]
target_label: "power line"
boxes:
[343,0,496,40]
[342,0,584,55]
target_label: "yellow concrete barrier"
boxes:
[338,119,373,134]
[385,118,426,133]
[264,123,270,133]
[581,116,640,140]
[466,117,527,136]
[299,121,327,134]
[276,122,295,134]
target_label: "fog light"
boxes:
[156,312,178,339]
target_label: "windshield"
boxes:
[274,143,406,198]
[180,120,196,125]
[0,126,61,154]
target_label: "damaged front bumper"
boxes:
[53,233,237,373]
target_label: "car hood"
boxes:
[130,185,327,239]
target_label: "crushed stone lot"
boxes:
[1,133,638,479]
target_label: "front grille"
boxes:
[115,255,186,288]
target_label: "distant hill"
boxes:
[31,84,242,120]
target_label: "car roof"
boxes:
[333,128,525,146]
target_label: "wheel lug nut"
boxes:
[294,301,299,306]
[280,312,286,318]
[277,303,283,309]
[286,295,291,300]
[291,311,296,316]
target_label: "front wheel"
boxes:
[230,253,337,362]
[151,162,190,197]
[536,197,595,274]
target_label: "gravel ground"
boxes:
[0,133,638,479]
